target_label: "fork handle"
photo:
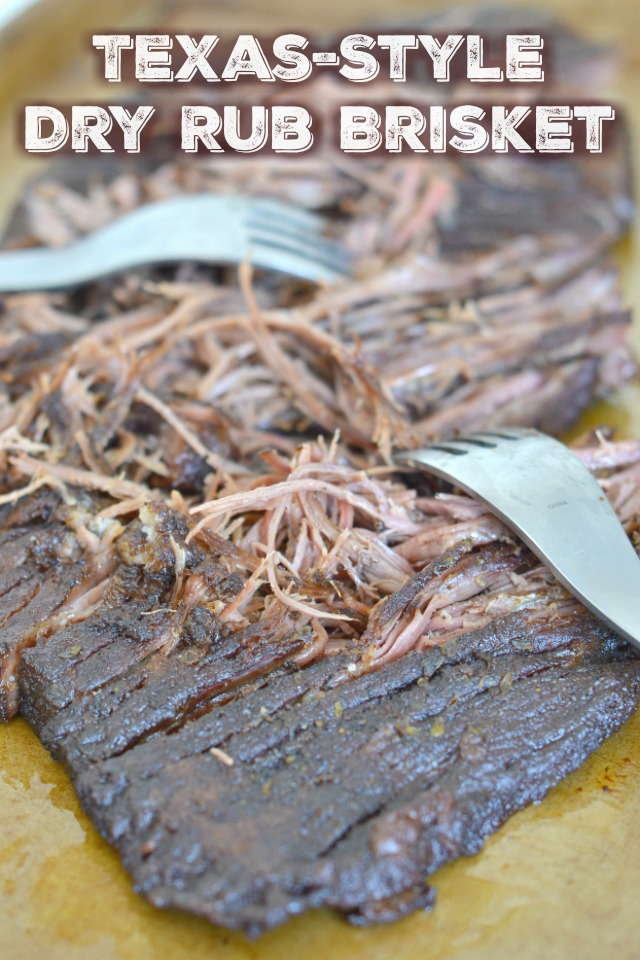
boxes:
[0,244,120,291]
[0,198,245,291]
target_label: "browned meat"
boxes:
[71,610,639,936]
[0,490,105,720]
[1,445,638,936]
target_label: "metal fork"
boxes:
[0,195,350,290]
[396,428,640,653]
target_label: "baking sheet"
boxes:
[1,0,639,957]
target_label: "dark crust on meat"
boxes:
[3,486,638,935]
[70,611,638,936]
[0,490,90,720]
[0,488,639,937]
[16,564,640,936]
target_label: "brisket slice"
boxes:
[3,487,640,935]
[49,607,640,936]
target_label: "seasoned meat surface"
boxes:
[2,475,638,935]
[73,611,640,935]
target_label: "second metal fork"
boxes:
[0,194,351,290]
[396,428,640,653]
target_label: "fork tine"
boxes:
[249,242,346,284]
[397,430,527,464]
[248,218,350,268]
[251,241,349,281]
[449,436,498,449]
[411,436,496,455]
[250,230,351,277]
[471,429,523,441]
[251,198,323,232]
[423,443,469,456]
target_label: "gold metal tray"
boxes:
[1,1,639,956]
